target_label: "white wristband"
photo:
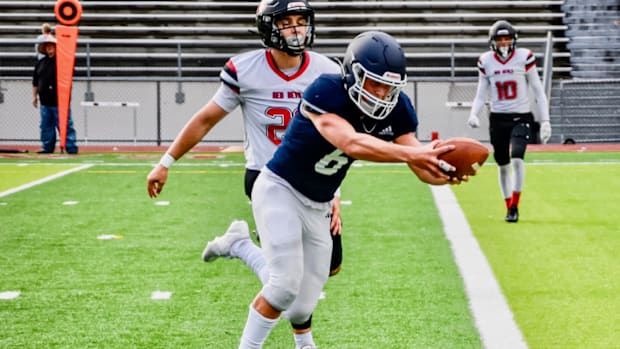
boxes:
[158,153,176,168]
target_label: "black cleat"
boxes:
[505,205,519,223]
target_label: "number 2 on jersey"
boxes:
[495,80,517,100]
[265,107,292,145]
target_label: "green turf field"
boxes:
[0,151,618,348]
[453,152,620,349]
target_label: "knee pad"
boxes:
[291,314,312,330]
[262,266,303,311]
[329,234,343,277]
[283,302,316,325]
[511,123,531,159]
[244,169,260,199]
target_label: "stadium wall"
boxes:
[1,78,516,146]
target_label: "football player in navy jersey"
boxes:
[467,20,552,223]
[146,1,343,347]
[238,30,462,348]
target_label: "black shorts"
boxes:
[489,112,534,165]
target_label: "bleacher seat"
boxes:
[0,0,570,78]
[562,0,620,78]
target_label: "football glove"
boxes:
[467,114,480,128]
[540,121,552,144]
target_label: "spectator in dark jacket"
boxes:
[32,35,79,154]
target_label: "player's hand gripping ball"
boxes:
[435,137,489,178]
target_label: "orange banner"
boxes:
[55,25,78,151]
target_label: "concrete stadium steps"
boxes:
[562,0,620,79]
[0,0,569,78]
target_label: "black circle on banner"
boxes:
[54,0,82,26]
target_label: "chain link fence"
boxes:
[2,77,618,149]
[0,77,244,148]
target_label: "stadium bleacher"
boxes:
[2,0,619,144]
[0,0,570,78]
[562,0,620,79]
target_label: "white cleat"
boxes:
[202,220,250,262]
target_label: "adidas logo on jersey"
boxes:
[378,126,393,136]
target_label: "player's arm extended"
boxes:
[305,109,453,183]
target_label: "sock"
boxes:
[498,164,512,203]
[231,239,269,285]
[511,191,521,208]
[294,331,315,349]
[511,158,526,192]
[239,305,279,349]
[505,197,512,209]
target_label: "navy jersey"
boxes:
[266,74,418,202]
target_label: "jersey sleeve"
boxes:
[212,83,241,113]
[392,94,418,137]
[213,58,242,112]
[476,56,487,75]
[470,73,490,118]
[524,49,536,72]
[526,64,550,122]
[300,75,345,116]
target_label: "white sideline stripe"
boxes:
[0,164,93,198]
[430,185,528,349]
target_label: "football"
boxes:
[434,137,489,178]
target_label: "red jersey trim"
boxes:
[525,52,536,71]
[265,50,310,81]
[493,50,516,65]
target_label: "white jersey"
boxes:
[476,48,537,114]
[213,49,341,171]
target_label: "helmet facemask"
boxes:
[491,35,515,59]
[348,62,406,120]
[489,21,518,59]
[256,0,315,57]
[270,13,314,56]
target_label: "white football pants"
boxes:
[251,168,332,324]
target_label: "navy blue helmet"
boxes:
[256,0,315,56]
[489,20,518,58]
[342,31,407,120]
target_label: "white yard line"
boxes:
[431,185,528,349]
[0,164,93,198]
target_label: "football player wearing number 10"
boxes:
[239,30,463,348]
[467,20,552,223]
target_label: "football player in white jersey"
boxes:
[467,20,552,223]
[146,1,341,347]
